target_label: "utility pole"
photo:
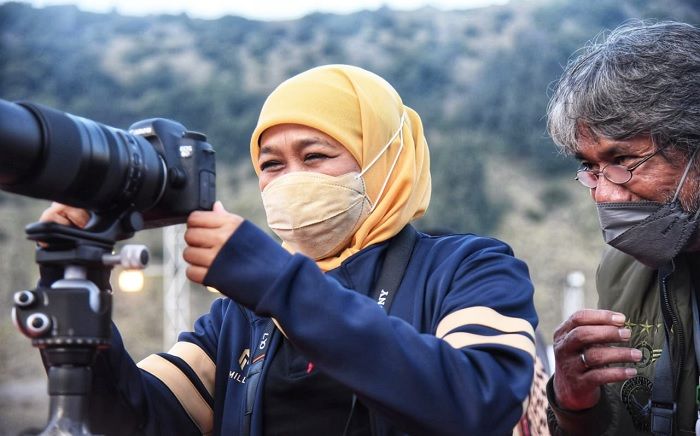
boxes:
[162,224,191,349]
[562,270,586,322]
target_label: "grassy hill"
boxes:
[0,0,697,432]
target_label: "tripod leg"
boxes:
[40,365,95,435]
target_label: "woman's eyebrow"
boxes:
[295,137,336,149]
[260,136,337,154]
[259,144,275,155]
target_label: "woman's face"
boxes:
[257,124,360,191]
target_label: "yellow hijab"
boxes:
[250,64,431,271]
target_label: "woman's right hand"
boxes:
[38,202,91,228]
[183,201,244,284]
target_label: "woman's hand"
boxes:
[39,202,91,228]
[183,201,244,284]
[36,202,91,247]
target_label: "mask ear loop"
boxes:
[670,147,700,222]
[356,111,407,212]
[672,146,699,203]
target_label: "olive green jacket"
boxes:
[547,247,700,435]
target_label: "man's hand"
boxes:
[183,201,244,284]
[552,309,641,411]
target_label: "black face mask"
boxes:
[597,200,699,268]
[596,149,700,268]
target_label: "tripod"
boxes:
[12,211,148,436]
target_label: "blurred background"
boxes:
[0,0,698,433]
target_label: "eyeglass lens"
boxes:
[575,148,662,188]
[576,165,633,188]
[602,165,634,184]
[576,171,598,188]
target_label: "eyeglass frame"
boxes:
[574,147,665,189]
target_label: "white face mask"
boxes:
[261,171,372,259]
[260,112,406,260]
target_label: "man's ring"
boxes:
[580,352,590,369]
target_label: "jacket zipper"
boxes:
[660,270,685,389]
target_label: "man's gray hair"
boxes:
[547,20,700,155]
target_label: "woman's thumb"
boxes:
[212,200,227,213]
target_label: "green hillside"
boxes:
[0,0,698,432]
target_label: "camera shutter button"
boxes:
[183,131,207,141]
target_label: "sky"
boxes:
[18,0,511,20]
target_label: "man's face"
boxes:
[575,131,699,212]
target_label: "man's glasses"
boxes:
[575,148,663,189]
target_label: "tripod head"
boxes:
[12,210,149,436]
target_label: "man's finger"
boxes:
[582,346,642,368]
[558,325,631,352]
[554,309,626,339]
[581,366,638,386]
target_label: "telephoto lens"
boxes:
[0,99,216,227]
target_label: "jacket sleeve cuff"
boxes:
[203,220,292,310]
[546,375,617,435]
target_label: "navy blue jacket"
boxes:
[88,221,537,435]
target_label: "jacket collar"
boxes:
[326,240,390,298]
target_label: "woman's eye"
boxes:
[304,153,327,162]
[259,160,280,171]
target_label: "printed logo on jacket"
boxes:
[619,318,663,431]
[229,348,250,384]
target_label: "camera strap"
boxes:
[369,224,417,313]
[343,224,417,436]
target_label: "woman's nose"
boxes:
[285,159,306,173]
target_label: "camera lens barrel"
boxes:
[0,98,215,228]
[0,99,166,213]
[0,99,43,184]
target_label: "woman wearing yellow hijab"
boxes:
[39,65,537,435]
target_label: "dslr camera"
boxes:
[0,98,216,233]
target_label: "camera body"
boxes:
[126,117,216,228]
[0,99,216,234]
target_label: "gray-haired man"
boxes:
[546,21,700,435]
